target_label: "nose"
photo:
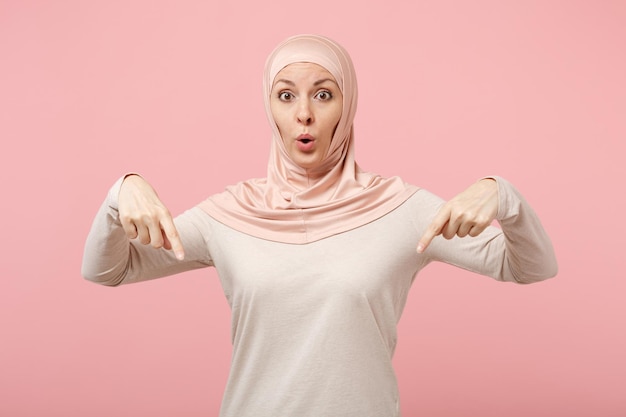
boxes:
[297,100,313,125]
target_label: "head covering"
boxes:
[198,34,418,244]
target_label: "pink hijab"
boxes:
[199,34,418,243]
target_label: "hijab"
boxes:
[198,34,418,244]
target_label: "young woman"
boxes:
[82,34,557,417]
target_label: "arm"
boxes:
[417,177,557,284]
[81,175,213,286]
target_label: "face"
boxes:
[270,62,343,170]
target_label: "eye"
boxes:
[315,90,333,101]
[278,91,294,101]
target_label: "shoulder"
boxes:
[399,187,445,215]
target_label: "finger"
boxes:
[160,216,185,260]
[468,223,488,237]
[417,206,450,253]
[135,222,151,245]
[441,215,462,240]
[456,219,474,238]
[121,218,138,240]
[146,216,165,249]
[161,229,172,251]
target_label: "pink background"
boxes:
[1,0,625,416]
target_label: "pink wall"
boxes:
[1,0,624,416]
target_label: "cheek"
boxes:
[270,106,285,134]
[328,106,343,137]
[274,116,287,137]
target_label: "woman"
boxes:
[82,34,557,417]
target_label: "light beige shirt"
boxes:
[82,177,557,417]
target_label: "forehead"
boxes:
[273,62,337,86]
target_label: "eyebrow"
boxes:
[273,79,295,87]
[314,78,338,87]
[273,78,339,88]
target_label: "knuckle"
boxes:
[442,229,455,240]
[124,229,138,239]
[155,205,170,217]
[141,213,157,226]
[119,213,134,226]
[475,215,490,226]
[461,210,475,221]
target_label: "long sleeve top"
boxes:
[82,176,557,417]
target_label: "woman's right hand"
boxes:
[118,175,185,260]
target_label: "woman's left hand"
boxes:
[417,178,499,253]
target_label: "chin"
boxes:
[296,162,318,170]
[297,162,323,171]
[291,154,323,170]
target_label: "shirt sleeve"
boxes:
[81,176,214,286]
[415,177,558,284]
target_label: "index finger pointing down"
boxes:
[417,206,450,253]
[161,217,185,260]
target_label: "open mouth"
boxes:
[296,135,315,152]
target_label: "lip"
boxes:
[297,133,315,141]
[296,134,315,152]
